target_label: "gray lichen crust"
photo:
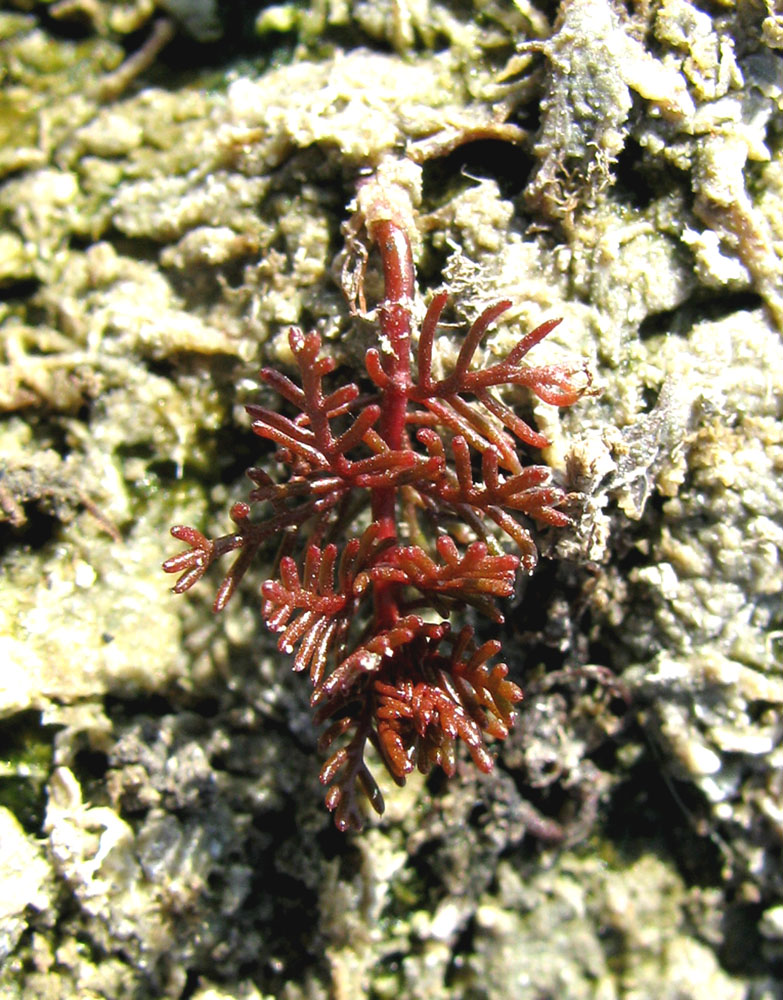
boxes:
[1,1,783,998]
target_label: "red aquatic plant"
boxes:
[164,166,592,831]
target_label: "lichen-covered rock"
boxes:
[468,852,747,1000]
[525,0,693,221]
[616,310,783,902]
[0,808,51,963]
[1,0,782,997]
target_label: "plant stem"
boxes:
[367,218,415,626]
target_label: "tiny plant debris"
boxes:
[164,157,594,831]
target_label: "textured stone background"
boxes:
[1,1,782,997]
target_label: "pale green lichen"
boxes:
[0,807,51,963]
[524,0,693,221]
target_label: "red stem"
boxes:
[367,218,415,627]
